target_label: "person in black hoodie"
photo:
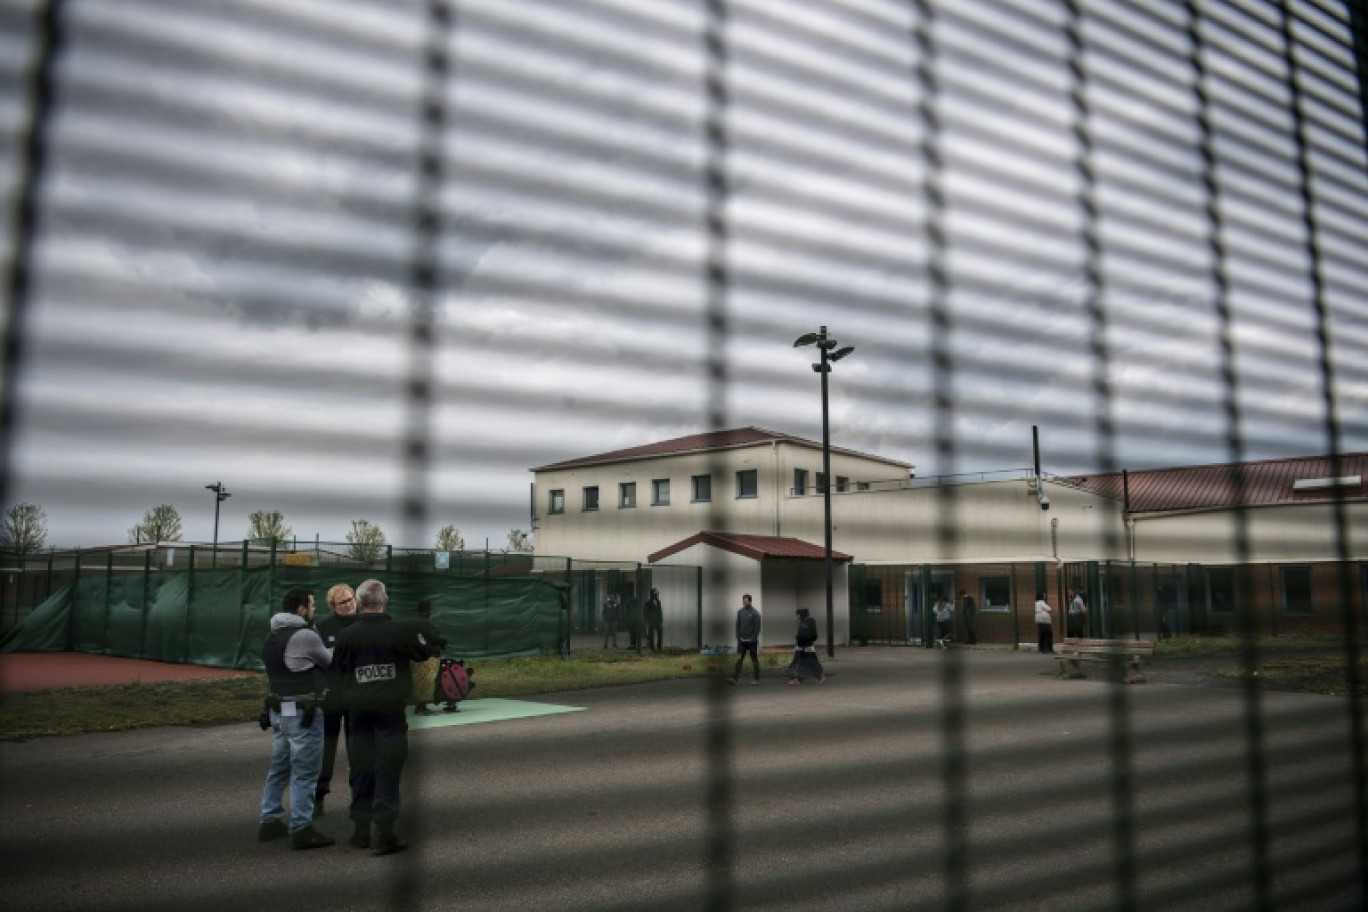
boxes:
[313,583,358,819]
[784,607,826,684]
[331,579,428,856]
[409,598,448,716]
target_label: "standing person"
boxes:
[313,583,358,819]
[644,588,664,652]
[932,592,954,649]
[785,607,826,684]
[624,591,642,652]
[258,586,335,850]
[1034,591,1055,655]
[1067,590,1088,638]
[332,579,429,856]
[959,589,978,645]
[728,594,763,686]
[601,595,619,649]
[409,599,448,716]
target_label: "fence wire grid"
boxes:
[2,0,1367,910]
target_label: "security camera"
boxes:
[1039,494,1050,511]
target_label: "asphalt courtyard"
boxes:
[0,647,1363,912]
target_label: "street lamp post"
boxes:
[205,482,231,567]
[794,326,854,659]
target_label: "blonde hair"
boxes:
[326,583,354,609]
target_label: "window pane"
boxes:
[737,469,758,498]
[793,469,807,495]
[652,479,670,505]
[550,490,564,514]
[620,483,635,508]
[583,487,599,511]
[982,577,1011,611]
[692,475,711,502]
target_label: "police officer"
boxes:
[331,578,428,856]
[257,586,335,850]
[313,583,358,818]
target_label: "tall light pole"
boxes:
[205,482,231,567]
[794,326,854,659]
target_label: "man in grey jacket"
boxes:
[729,594,763,685]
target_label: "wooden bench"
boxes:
[1056,638,1156,684]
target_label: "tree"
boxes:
[346,519,387,563]
[506,528,533,553]
[434,524,464,552]
[247,510,293,546]
[0,502,48,553]
[128,505,183,544]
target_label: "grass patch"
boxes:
[1203,654,1368,697]
[0,649,769,741]
[1155,634,1357,658]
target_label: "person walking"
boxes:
[785,607,826,684]
[1067,590,1088,638]
[313,582,358,819]
[409,599,448,716]
[1034,591,1055,655]
[932,593,954,649]
[959,589,978,645]
[258,586,335,850]
[332,579,429,856]
[729,594,763,685]
[644,588,664,652]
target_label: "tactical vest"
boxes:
[262,626,326,697]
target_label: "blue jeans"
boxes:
[259,704,324,833]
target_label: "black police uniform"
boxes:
[313,612,358,809]
[332,612,427,848]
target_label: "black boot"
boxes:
[312,795,325,819]
[371,821,409,856]
[348,821,370,849]
[290,825,335,850]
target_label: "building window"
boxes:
[1208,568,1235,614]
[692,474,712,502]
[982,577,1011,612]
[549,489,565,515]
[836,475,849,492]
[736,469,758,499]
[652,479,670,506]
[1281,566,1313,616]
[619,483,636,508]
[856,481,870,491]
[816,472,827,494]
[583,486,599,511]
[793,468,808,495]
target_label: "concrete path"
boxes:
[0,647,1362,912]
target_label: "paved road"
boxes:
[1,647,1363,912]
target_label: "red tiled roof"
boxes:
[1055,453,1368,513]
[648,532,853,564]
[531,426,911,472]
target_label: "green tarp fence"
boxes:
[0,566,570,668]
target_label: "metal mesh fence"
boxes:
[2,0,1366,909]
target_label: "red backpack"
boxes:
[433,658,475,711]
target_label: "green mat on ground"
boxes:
[406,698,584,729]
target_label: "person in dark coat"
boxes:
[785,607,826,684]
[332,579,429,856]
[643,588,664,652]
[409,599,448,716]
[313,582,358,819]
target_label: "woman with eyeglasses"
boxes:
[313,583,358,819]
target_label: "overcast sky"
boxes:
[2,0,1365,550]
